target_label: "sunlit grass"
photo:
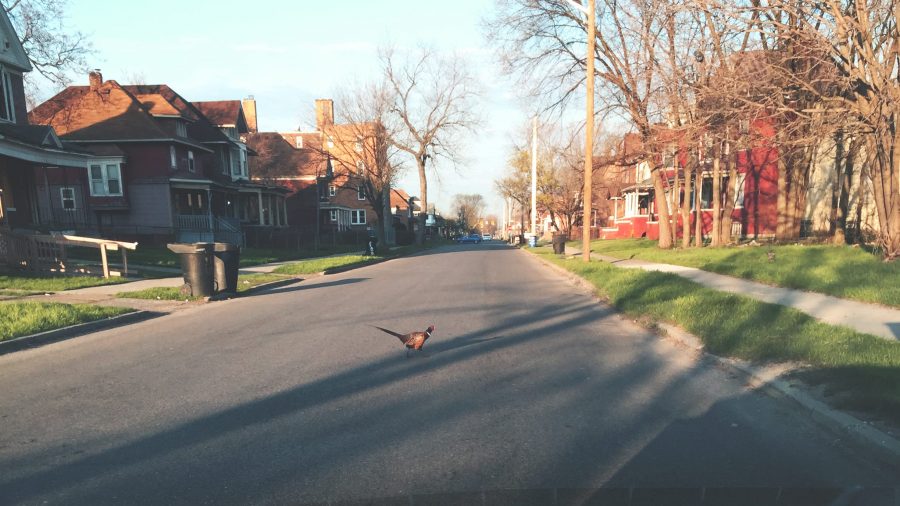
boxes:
[531,247,900,422]
[0,302,130,341]
[587,238,900,307]
[0,273,127,292]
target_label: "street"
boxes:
[0,244,897,505]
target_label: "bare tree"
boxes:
[452,193,486,232]
[495,148,533,236]
[2,0,92,104]
[489,0,684,248]
[326,80,404,245]
[380,45,480,245]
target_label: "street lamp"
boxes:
[562,0,596,262]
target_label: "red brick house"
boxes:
[28,74,286,245]
[246,98,390,244]
[0,9,89,239]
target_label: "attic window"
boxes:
[175,120,187,137]
[295,137,303,149]
[0,66,15,123]
[170,146,177,169]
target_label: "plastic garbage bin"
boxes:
[527,236,538,247]
[212,242,240,294]
[552,234,567,254]
[167,242,215,297]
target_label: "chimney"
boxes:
[89,69,102,91]
[242,95,258,134]
[315,99,334,131]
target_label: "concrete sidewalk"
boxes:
[565,246,900,341]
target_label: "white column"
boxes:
[257,191,264,226]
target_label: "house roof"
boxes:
[0,123,61,148]
[29,81,174,141]
[390,188,411,208]
[245,132,326,180]
[0,8,32,72]
[121,85,231,144]
[134,93,184,118]
[194,101,249,132]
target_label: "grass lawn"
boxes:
[273,255,381,275]
[530,247,900,423]
[75,245,362,269]
[116,273,297,300]
[0,302,131,341]
[586,238,900,308]
[0,273,128,292]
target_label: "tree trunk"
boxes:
[868,132,900,260]
[720,147,737,245]
[416,158,427,245]
[652,167,673,249]
[694,163,703,247]
[775,153,789,241]
[670,168,679,245]
[711,148,722,247]
[833,136,857,244]
[681,169,692,249]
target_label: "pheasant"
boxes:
[372,325,435,357]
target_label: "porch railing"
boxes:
[175,214,213,231]
[0,229,67,272]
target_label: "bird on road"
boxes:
[372,324,435,357]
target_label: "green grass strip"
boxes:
[116,287,197,301]
[530,247,900,422]
[0,274,127,292]
[272,255,381,275]
[0,302,130,341]
[586,238,900,308]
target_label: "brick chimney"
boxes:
[242,95,258,133]
[315,99,334,131]
[88,69,102,91]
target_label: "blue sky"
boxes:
[50,0,537,218]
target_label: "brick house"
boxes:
[0,9,88,235]
[28,74,286,245]
[247,98,390,244]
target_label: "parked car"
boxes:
[481,233,492,241]
[457,234,482,244]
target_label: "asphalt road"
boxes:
[1,243,898,505]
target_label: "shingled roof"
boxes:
[194,101,249,132]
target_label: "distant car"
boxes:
[481,233,492,241]
[457,233,482,244]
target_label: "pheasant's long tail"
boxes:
[371,325,407,342]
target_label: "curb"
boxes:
[524,248,900,462]
[207,277,304,300]
[0,310,160,356]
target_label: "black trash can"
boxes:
[552,234,567,254]
[167,243,215,297]
[212,242,240,294]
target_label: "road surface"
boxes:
[1,243,897,505]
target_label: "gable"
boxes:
[0,8,32,72]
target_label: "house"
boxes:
[28,74,287,245]
[246,98,390,245]
[0,8,88,236]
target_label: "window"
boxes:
[351,209,366,225]
[175,121,187,137]
[60,188,76,211]
[356,160,365,176]
[188,151,195,172]
[295,136,303,149]
[327,136,334,148]
[357,185,366,200]
[240,148,248,176]
[328,185,336,197]
[221,151,228,175]
[329,210,337,222]
[89,161,123,196]
[700,177,713,209]
[231,148,240,175]
[170,146,177,169]
[355,137,364,152]
[734,172,746,208]
[0,66,14,123]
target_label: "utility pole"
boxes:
[531,116,538,239]
[582,0,596,262]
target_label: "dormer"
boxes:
[0,8,32,125]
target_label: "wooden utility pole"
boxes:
[531,116,538,238]
[582,0,596,262]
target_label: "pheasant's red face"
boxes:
[427,325,435,333]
